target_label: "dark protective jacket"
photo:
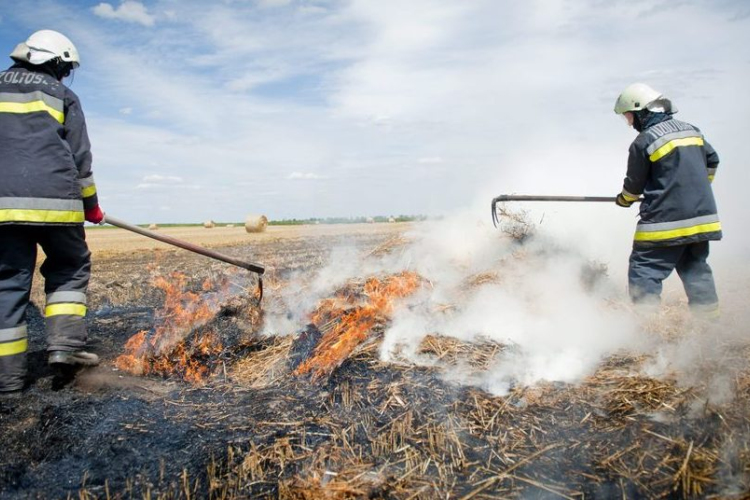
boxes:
[0,63,98,225]
[620,114,720,247]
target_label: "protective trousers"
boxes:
[0,225,91,392]
[628,241,719,315]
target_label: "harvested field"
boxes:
[2,221,749,499]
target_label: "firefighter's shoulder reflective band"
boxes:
[635,215,721,242]
[646,130,699,155]
[649,137,704,162]
[0,91,65,123]
[45,303,87,317]
[0,326,28,357]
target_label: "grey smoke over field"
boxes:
[263,203,746,399]
[378,210,646,395]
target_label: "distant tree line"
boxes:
[269,215,428,226]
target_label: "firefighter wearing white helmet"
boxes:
[9,29,80,79]
[0,30,104,393]
[613,83,721,317]
[614,83,677,115]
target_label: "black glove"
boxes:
[615,193,635,208]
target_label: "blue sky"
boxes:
[1,0,749,226]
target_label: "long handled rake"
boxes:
[491,194,641,227]
[103,215,265,300]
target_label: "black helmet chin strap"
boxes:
[632,109,648,132]
[54,59,74,80]
[40,58,74,81]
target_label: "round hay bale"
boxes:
[203,220,215,228]
[226,224,235,228]
[148,223,158,230]
[388,217,396,223]
[245,214,268,233]
[366,217,375,224]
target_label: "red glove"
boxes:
[84,205,104,224]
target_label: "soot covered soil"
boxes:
[0,230,394,498]
[1,226,749,499]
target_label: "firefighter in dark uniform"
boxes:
[0,30,104,393]
[613,83,720,316]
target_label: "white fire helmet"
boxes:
[614,82,677,115]
[9,30,80,68]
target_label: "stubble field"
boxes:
[2,221,749,499]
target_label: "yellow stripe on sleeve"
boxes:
[81,185,97,198]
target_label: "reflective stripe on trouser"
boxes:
[0,325,28,391]
[628,241,718,311]
[0,226,38,391]
[0,225,91,358]
[45,297,87,351]
[39,228,91,351]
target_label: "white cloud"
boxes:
[46,0,747,234]
[93,1,156,26]
[418,157,443,164]
[287,172,326,180]
[143,174,183,183]
[119,107,132,115]
[135,183,199,190]
[257,0,292,8]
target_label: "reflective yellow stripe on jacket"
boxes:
[79,176,97,198]
[0,91,65,123]
[0,209,84,223]
[621,189,640,203]
[635,215,721,242]
[649,137,704,162]
[0,197,84,224]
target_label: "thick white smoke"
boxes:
[263,205,746,400]
[379,210,645,395]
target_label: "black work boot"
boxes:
[48,350,100,367]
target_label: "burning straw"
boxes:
[115,271,260,383]
[87,216,750,498]
[293,271,424,380]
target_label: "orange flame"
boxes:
[115,272,224,383]
[294,271,422,380]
